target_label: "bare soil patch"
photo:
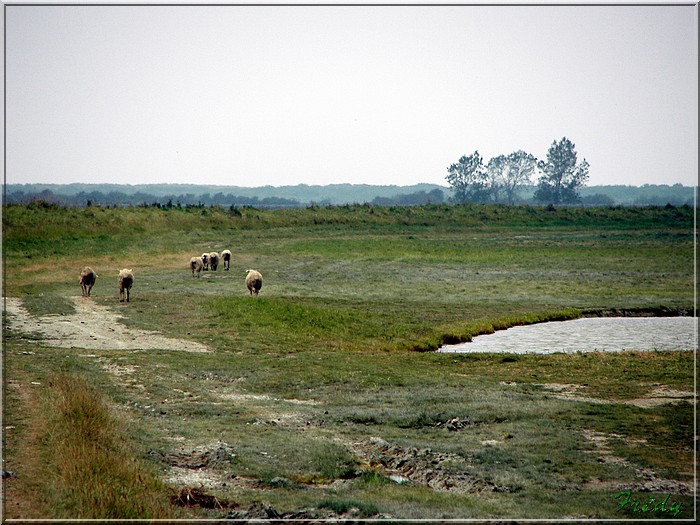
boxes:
[4,296,209,352]
[533,382,695,408]
[580,429,694,495]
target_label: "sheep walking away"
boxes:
[245,269,263,296]
[221,249,232,271]
[209,252,220,271]
[79,267,97,297]
[190,256,203,277]
[118,269,134,302]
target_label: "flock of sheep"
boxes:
[78,248,263,302]
[189,250,263,296]
[189,249,231,275]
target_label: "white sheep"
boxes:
[209,252,220,271]
[79,267,97,297]
[201,253,210,271]
[221,249,232,271]
[190,256,203,277]
[245,269,263,296]
[118,269,134,302]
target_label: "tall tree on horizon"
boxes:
[535,137,590,205]
[486,150,537,204]
[445,151,490,203]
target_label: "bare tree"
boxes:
[486,150,537,204]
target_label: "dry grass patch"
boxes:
[6,372,177,519]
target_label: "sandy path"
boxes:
[3,296,209,352]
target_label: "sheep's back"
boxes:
[246,270,263,289]
[80,267,97,284]
[118,270,134,288]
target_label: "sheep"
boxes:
[79,267,97,297]
[190,256,203,277]
[221,249,232,271]
[245,269,263,296]
[201,253,210,271]
[209,252,220,271]
[118,269,134,302]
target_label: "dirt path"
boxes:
[3,296,209,352]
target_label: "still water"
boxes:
[439,317,698,354]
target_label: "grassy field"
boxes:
[2,202,696,520]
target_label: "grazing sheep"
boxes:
[201,253,210,271]
[245,269,263,296]
[79,267,97,297]
[118,269,134,302]
[221,249,232,271]
[209,252,220,271]
[190,256,203,277]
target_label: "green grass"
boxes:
[2,202,696,519]
[19,295,77,317]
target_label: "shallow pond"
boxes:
[439,317,698,354]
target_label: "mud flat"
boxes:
[439,317,697,354]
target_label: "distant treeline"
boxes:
[2,182,695,208]
[2,189,305,209]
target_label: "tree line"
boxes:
[446,137,590,205]
[2,189,303,209]
[3,188,447,209]
[5,184,693,209]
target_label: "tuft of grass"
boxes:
[34,373,176,519]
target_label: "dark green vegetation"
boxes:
[4,181,696,207]
[2,203,696,519]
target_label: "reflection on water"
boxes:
[439,317,698,354]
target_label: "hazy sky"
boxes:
[4,3,698,188]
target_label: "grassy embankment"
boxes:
[2,202,696,519]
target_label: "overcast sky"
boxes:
[4,3,698,188]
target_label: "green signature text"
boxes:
[615,490,682,517]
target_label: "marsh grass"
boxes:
[10,371,174,519]
[2,203,695,519]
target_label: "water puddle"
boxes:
[439,317,698,354]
